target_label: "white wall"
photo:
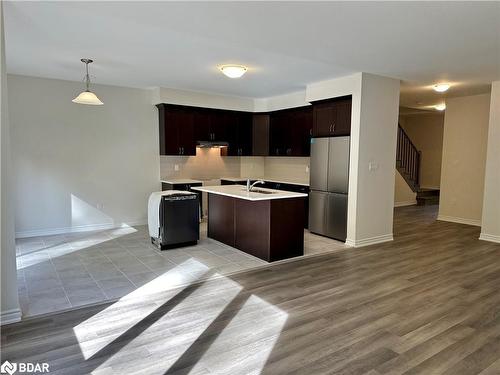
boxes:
[8,75,159,237]
[438,93,491,226]
[349,73,400,246]
[480,82,500,243]
[1,4,21,324]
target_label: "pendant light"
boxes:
[72,59,104,105]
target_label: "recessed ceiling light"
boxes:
[434,103,446,111]
[433,83,450,93]
[220,65,247,79]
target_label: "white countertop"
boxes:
[221,177,309,187]
[191,185,308,201]
[161,179,203,184]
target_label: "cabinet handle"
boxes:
[332,123,335,133]
[309,129,312,136]
[329,124,333,132]
[179,147,181,155]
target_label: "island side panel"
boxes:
[208,194,235,247]
[234,199,271,261]
[270,197,305,261]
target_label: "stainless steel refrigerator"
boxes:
[309,136,350,241]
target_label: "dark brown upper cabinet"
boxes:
[269,106,312,157]
[157,104,196,156]
[252,114,270,156]
[157,103,253,156]
[312,96,352,137]
[226,112,253,156]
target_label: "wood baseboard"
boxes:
[479,233,500,244]
[1,308,22,325]
[394,200,417,207]
[15,220,147,239]
[345,233,393,248]
[437,215,481,227]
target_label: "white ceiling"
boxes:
[4,1,500,109]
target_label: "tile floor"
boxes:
[16,222,345,318]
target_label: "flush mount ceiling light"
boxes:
[434,103,446,111]
[219,65,247,79]
[433,83,450,93]
[72,59,104,105]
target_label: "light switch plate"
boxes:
[174,164,180,171]
[368,162,379,171]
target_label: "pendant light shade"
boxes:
[72,59,103,105]
[72,90,104,105]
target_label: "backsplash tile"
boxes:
[160,148,310,185]
[160,148,240,180]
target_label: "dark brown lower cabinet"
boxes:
[207,194,235,247]
[207,194,304,262]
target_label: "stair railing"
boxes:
[396,124,421,189]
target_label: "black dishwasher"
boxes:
[153,193,199,249]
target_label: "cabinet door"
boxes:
[269,112,286,156]
[252,114,270,156]
[211,111,234,141]
[194,108,211,141]
[333,99,351,136]
[237,113,253,156]
[313,102,336,137]
[177,109,196,155]
[290,106,312,156]
[162,107,181,155]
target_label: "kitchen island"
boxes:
[191,185,307,262]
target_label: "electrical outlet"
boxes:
[306,165,310,173]
[174,164,180,171]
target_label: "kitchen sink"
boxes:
[249,188,276,195]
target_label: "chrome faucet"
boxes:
[246,179,265,192]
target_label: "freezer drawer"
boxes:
[326,193,348,241]
[309,138,329,191]
[308,190,328,235]
[327,137,350,194]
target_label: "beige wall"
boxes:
[480,82,500,243]
[9,75,160,237]
[438,93,491,226]
[394,172,416,206]
[400,113,444,189]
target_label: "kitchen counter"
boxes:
[160,178,203,184]
[221,177,309,187]
[191,185,307,201]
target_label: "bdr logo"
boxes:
[1,361,49,374]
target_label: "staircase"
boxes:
[396,124,439,205]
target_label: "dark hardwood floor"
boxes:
[2,205,500,374]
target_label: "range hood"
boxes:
[196,140,229,148]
